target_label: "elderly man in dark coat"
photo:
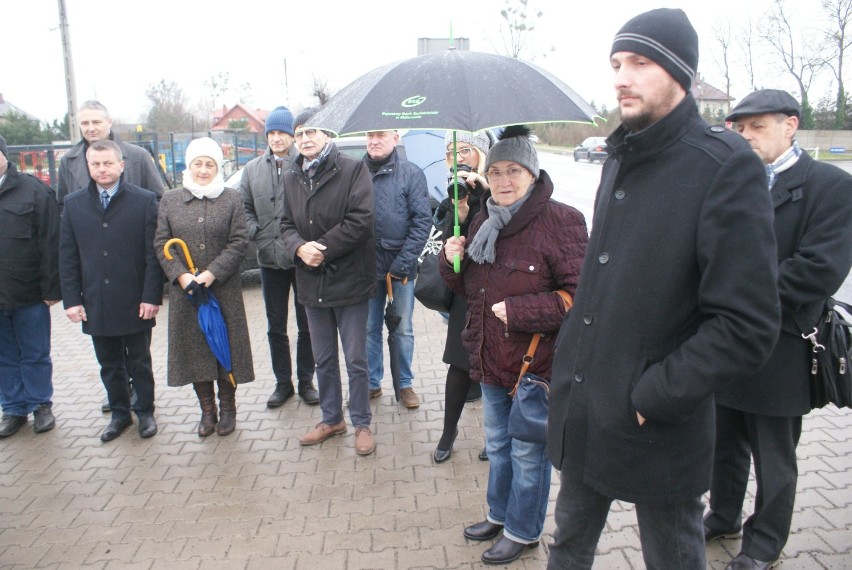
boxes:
[60,139,164,442]
[546,9,781,569]
[704,89,852,570]
[279,109,377,456]
[0,134,61,439]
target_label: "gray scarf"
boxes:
[467,186,534,264]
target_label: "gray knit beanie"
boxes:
[444,129,495,155]
[485,126,539,180]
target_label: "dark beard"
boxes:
[621,111,654,133]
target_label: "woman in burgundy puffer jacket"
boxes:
[441,126,587,565]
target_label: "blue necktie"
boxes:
[101,192,110,210]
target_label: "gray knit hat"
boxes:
[485,126,539,180]
[444,129,495,155]
[293,107,319,131]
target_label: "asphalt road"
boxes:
[540,152,852,302]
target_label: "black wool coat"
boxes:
[716,151,852,416]
[279,144,377,308]
[60,180,163,337]
[547,96,781,505]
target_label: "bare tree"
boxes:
[822,0,852,127]
[145,80,193,134]
[204,71,231,123]
[712,20,734,116]
[737,15,759,92]
[311,75,332,106]
[496,0,549,60]
[761,0,826,128]
[237,82,254,106]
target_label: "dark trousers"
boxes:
[548,471,706,570]
[705,404,802,561]
[260,266,314,385]
[92,330,155,421]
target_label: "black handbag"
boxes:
[799,298,852,409]
[414,226,453,312]
[507,291,573,444]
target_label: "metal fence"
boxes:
[7,131,263,191]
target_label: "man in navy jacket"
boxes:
[60,140,163,442]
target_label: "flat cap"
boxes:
[726,89,800,122]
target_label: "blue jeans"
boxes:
[0,303,53,416]
[305,301,371,428]
[481,383,551,543]
[367,277,415,390]
[548,471,706,570]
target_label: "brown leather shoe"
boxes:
[400,387,420,408]
[369,388,382,399]
[354,426,376,455]
[300,421,347,446]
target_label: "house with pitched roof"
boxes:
[691,76,735,120]
[210,103,270,133]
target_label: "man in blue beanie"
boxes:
[546,8,780,569]
[240,106,318,407]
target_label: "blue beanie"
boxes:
[265,106,295,136]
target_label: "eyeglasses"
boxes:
[485,167,527,181]
[446,147,475,159]
[294,128,318,140]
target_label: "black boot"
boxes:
[193,382,217,437]
[217,379,236,436]
[267,382,295,408]
[298,379,320,405]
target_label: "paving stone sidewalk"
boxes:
[0,274,849,569]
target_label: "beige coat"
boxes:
[154,188,254,386]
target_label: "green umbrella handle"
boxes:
[451,130,462,274]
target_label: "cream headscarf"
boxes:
[182,137,226,199]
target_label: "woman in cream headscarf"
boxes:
[154,137,254,437]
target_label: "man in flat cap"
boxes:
[547,9,781,569]
[704,89,852,570]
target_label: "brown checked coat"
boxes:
[154,188,254,386]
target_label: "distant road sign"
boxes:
[830,147,846,153]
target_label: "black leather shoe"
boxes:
[101,396,111,413]
[464,520,504,541]
[137,415,158,438]
[0,415,27,438]
[705,524,742,543]
[434,429,458,464]
[725,553,780,570]
[481,536,538,565]
[479,446,489,461]
[298,381,320,405]
[100,417,132,442]
[267,383,295,408]
[33,405,55,433]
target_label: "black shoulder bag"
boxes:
[798,298,852,409]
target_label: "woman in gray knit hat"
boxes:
[433,129,495,465]
[440,126,588,565]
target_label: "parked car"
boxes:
[226,133,446,272]
[573,136,608,163]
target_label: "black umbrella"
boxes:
[305,49,600,135]
[306,49,599,272]
[383,273,405,403]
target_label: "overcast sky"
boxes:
[3,0,824,129]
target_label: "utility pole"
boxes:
[58,0,79,143]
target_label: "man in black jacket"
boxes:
[0,135,61,438]
[546,9,781,569]
[279,109,377,456]
[60,140,163,442]
[704,89,852,570]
